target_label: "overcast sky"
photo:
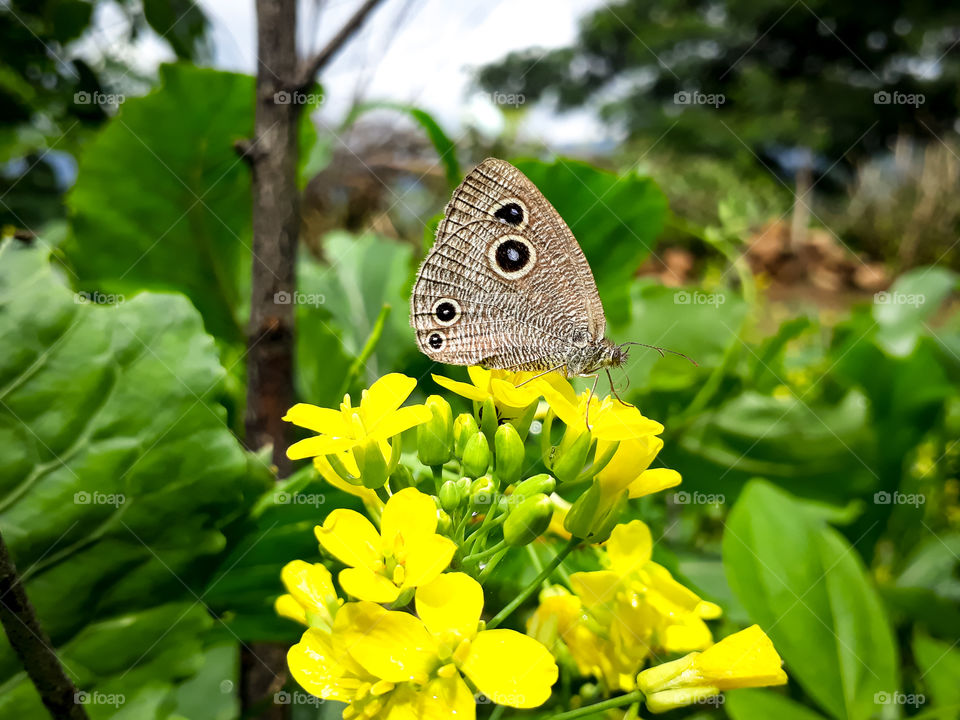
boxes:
[193,0,612,146]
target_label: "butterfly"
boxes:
[410,158,686,391]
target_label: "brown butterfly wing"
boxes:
[410,158,606,371]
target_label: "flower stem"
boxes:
[486,536,578,629]
[550,690,644,720]
[431,464,443,494]
[462,539,507,565]
[336,303,392,399]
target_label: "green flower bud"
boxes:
[462,431,491,478]
[470,475,498,510]
[437,509,453,535]
[389,463,416,490]
[551,427,593,484]
[417,395,453,467]
[439,479,462,512]
[454,413,480,459]
[494,422,525,486]
[479,397,498,448]
[512,473,556,502]
[504,493,553,546]
[456,476,472,497]
[564,479,627,542]
[352,436,388,489]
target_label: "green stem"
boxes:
[488,705,506,720]
[478,547,508,582]
[432,465,444,495]
[486,537,578,629]
[550,690,644,720]
[336,303,392,398]
[462,539,506,565]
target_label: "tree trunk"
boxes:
[0,530,88,720]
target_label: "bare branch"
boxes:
[295,0,386,89]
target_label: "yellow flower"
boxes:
[274,560,341,630]
[313,455,384,518]
[316,487,456,603]
[336,573,558,715]
[527,585,638,692]
[541,387,664,441]
[637,625,788,713]
[284,373,431,461]
[433,366,569,415]
[568,521,720,675]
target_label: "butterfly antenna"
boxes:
[620,342,699,367]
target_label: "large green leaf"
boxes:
[723,481,898,720]
[64,63,255,343]
[0,241,271,716]
[872,267,958,357]
[512,157,668,325]
[727,688,829,720]
[914,631,960,719]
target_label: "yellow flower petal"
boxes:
[283,403,352,436]
[287,435,356,460]
[402,534,457,588]
[315,509,382,570]
[569,570,623,609]
[288,628,365,703]
[361,373,418,429]
[489,376,540,410]
[339,567,401,603]
[415,572,483,639]
[460,629,558,708]
[367,405,433,442]
[605,520,653,573]
[596,436,663,495]
[695,625,788,688]
[280,560,338,623]
[591,404,664,441]
[432,373,490,403]
[314,456,384,516]
[275,594,307,625]
[381,487,438,553]
[414,676,476,720]
[335,602,438,683]
[628,468,681,498]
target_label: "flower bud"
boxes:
[562,478,627,541]
[504,493,553,546]
[551,428,593,484]
[352,436,388,489]
[437,509,453,535]
[417,395,453,467]
[454,413,480,459]
[389,463,415,490]
[461,431,491,478]
[494,422,525,486]
[470,475,498,510]
[512,473,556,502]
[439,479,462,512]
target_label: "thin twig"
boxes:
[295,0,387,89]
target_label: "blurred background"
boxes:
[1,0,959,718]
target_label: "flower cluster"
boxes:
[277,369,787,717]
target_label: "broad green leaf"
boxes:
[723,480,898,720]
[914,631,960,718]
[727,688,829,720]
[65,63,255,343]
[0,241,271,715]
[512,157,668,325]
[872,267,958,357]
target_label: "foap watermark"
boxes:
[874,291,925,307]
[874,691,925,707]
[874,90,924,107]
[74,290,125,305]
[485,91,526,107]
[693,694,725,707]
[674,90,725,108]
[274,690,324,707]
[75,691,125,708]
[874,490,925,507]
[74,491,125,507]
[74,90,125,107]
[274,491,326,507]
[674,290,726,307]
[274,290,325,307]
[273,90,324,106]
[673,490,725,506]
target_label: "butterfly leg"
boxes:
[583,373,600,430]
[606,367,635,408]
[514,363,568,388]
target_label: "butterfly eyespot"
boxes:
[427,332,445,350]
[494,201,525,226]
[488,235,536,279]
[431,298,461,326]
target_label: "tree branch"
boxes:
[0,530,88,720]
[294,0,386,89]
